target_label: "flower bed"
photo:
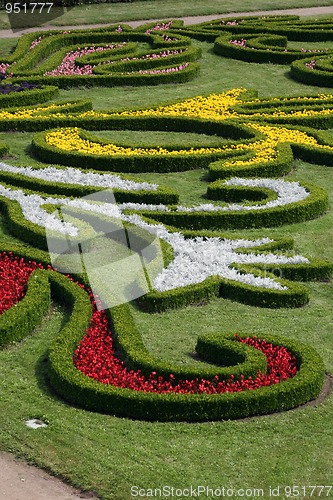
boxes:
[0,87,331,313]
[0,173,329,311]
[0,250,51,347]
[0,67,332,420]
[165,15,333,87]
[0,244,324,421]
[49,288,326,421]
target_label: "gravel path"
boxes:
[0,5,332,499]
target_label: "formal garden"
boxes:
[0,1,332,498]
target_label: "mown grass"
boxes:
[0,304,332,500]
[52,40,333,112]
[0,11,333,500]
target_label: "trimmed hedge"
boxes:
[207,183,277,203]
[185,15,333,42]
[4,92,333,132]
[0,141,8,157]
[252,259,333,282]
[213,34,328,65]
[92,46,201,74]
[48,296,326,421]
[208,142,294,180]
[290,57,333,88]
[0,268,51,347]
[132,182,328,231]
[0,85,59,108]
[135,234,332,312]
[110,304,267,381]
[30,122,264,173]
[136,269,314,312]
[9,62,200,89]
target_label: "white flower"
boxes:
[0,161,158,192]
[176,178,309,212]
[0,177,310,294]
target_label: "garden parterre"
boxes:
[0,19,332,422]
[0,21,201,88]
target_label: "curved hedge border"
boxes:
[0,242,326,421]
[5,90,333,133]
[0,268,51,347]
[0,85,59,108]
[31,125,260,173]
[291,56,333,88]
[171,15,333,88]
[111,304,267,382]
[213,34,332,65]
[0,178,178,250]
[49,297,326,421]
[180,15,333,43]
[0,141,8,157]
[0,163,179,205]
[208,142,294,180]
[132,181,328,231]
[136,260,331,313]
[2,24,200,88]
[9,62,200,89]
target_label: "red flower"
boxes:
[0,252,298,396]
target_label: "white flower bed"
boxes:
[0,176,310,293]
[0,161,158,192]
[124,216,308,292]
[176,178,309,212]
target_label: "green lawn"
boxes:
[0,6,333,500]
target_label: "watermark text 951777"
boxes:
[5,2,53,14]
[1,1,73,31]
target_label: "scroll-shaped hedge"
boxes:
[291,56,333,88]
[49,293,326,422]
[1,23,200,88]
[214,34,332,65]
[0,242,326,422]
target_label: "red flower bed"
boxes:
[0,252,45,314]
[0,252,298,395]
[74,306,298,394]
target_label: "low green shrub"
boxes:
[48,304,326,421]
[0,141,8,157]
[110,305,268,381]
[134,182,328,230]
[0,85,59,108]
[290,57,333,88]
[208,143,294,180]
[0,268,51,347]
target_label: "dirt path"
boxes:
[0,451,98,499]
[0,5,333,499]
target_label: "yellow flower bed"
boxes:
[44,120,331,169]
[2,88,333,123]
[4,88,333,169]
[45,127,226,156]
